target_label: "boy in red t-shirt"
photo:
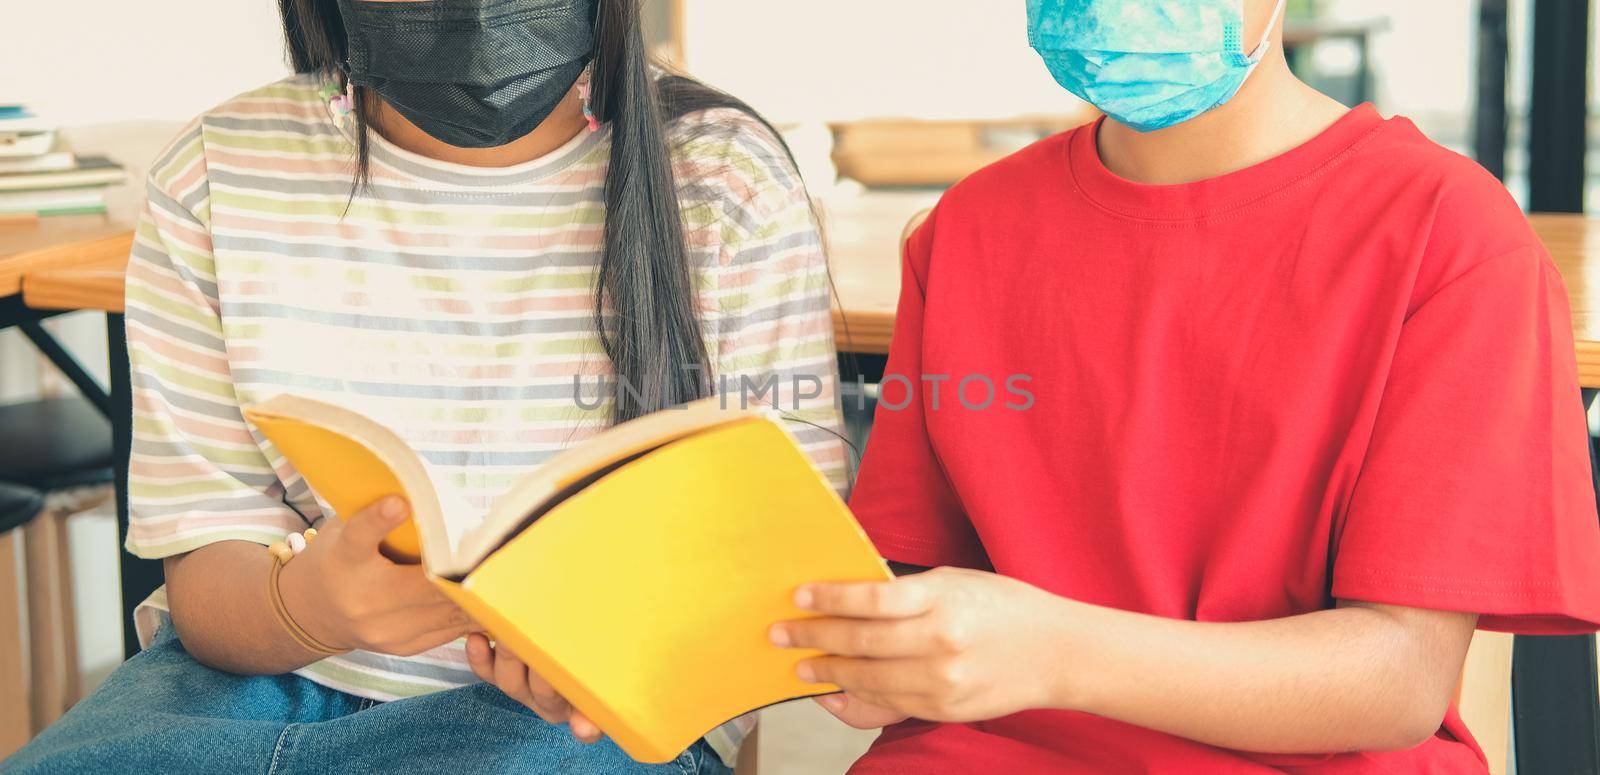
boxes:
[769,1,1600,772]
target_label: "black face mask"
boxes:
[337,0,596,149]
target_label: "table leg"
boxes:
[1527,0,1589,213]
[18,320,112,419]
[2,294,114,419]
[107,313,161,659]
[1509,388,1600,773]
[22,507,76,730]
[1473,0,1510,180]
[0,529,31,758]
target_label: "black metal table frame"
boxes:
[0,294,112,417]
[0,292,153,659]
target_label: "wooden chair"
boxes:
[0,394,115,735]
[0,482,47,759]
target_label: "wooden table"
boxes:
[1,214,134,404]
[1531,214,1600,387]
[1,219,132,302]
[822,192,940,357]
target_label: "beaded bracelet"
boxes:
[267,529,347,658]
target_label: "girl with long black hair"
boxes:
[9,1,842,772]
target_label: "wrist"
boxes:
[276,556,348,653]
[1038,595,1101,714]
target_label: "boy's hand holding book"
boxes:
[772,567,1068,726]
[278,495,475,656]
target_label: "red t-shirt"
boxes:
[847,105,1600,773]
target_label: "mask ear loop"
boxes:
[1246,0,1290,62]
[332,84,355,118]
[321,63,357,121]
[578,66,601,133]
[580,0,605,133]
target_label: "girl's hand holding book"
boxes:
[466,633,604,744]
[277,495,476,656]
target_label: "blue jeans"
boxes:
[5,626,730,775]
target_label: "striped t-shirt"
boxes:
[124,74,844,763]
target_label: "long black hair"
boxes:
[278,0,806,424]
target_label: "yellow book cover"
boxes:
[240,395,890,764]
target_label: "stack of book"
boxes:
[0,105,126,217]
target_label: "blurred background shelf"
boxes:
[829,115,1094,188]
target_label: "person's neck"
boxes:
[368,88,589,168]
[1096,55,1352,186]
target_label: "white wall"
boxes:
[0,0,1490,152]
[680,0,1084,123]
[1326,0,1476,117]
[0,1,291,126]
[679,0,1483,139]
[1320,0,1479,145]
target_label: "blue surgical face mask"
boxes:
[1027,0,1288,133]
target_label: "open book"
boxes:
[241,395,890,764]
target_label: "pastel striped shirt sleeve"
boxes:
[124,122,312,558]
[687,114,849,495]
